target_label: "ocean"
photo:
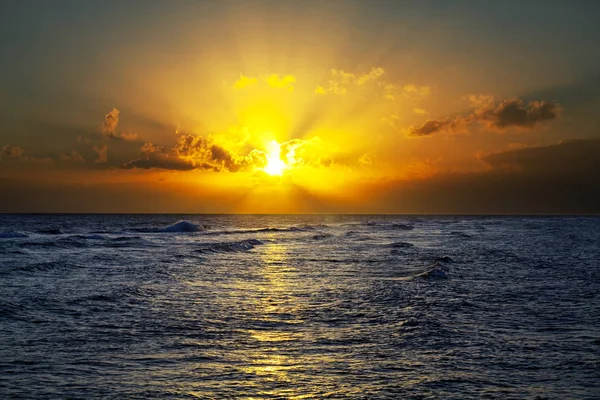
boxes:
[0,214,599,399]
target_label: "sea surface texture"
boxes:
[1,215,599,399]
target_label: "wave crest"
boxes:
[162,221,204,233]
[195,239,263,254]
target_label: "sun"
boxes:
[263,140,287,176]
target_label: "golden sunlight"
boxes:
[263,140,287,176]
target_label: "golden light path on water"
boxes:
[242,239,305,398]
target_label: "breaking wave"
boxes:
[411,256,454,280]
[134,221,205,233]
[195,239,264,254]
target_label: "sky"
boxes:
[1,0,600,213]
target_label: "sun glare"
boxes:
[263,140,287,176]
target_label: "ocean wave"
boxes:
[0,300,27,320]
[411,257,453,280]
[37,228,63,235]
[388,241,415,248]
[66,285,158,308]
[19,241,59,249]
[195,239,263,254]
[134,220,205,233]
[204,225,320,236]
[366,222,415,231]
[413,266,449,280]
[17,234,148,250]
[161,221,204,233]
[83,234,106,240]
[103,236,148,248]
[312,233,334,240]
[385,223,415,231]
[450,231,472,238]
[0,231,28,239]
[13,260,76,274]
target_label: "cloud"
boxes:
[279,137,334,168]
[118,131,139,141]
[122,155,196,171]
[93,145,108,163]
[122,133,268,172]
[347,138,600,214]
[100,108,139,140]
[233,74,296,91]
[406,116,472,137]
[316,67,389,97]
[265,74,296,91]
[315,68,432,103]
[314,86,327,95]
[1,145,25,159]
[141,142,164,154]
[406,96,561,137]
[121,132,335,173]
[174,133,268,172]
[100,108,119,135]
[477,98,561,131]
[356,67,385,85]
[403,84,431,98]
[60,151,85,163]
[0,145,53,164]
[358,153,373,167]
[480,138,600,174]
[234,75,258,89]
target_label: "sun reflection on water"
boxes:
[240,240,307,395]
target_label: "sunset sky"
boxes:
[1,0,599,213]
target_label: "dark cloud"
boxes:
[361,138,600,214]
[480,138,600,174]
[407,117,471,137]
[121,155,196,171]
[407,97,561,137]
[479,98,561,130]
[173,132,262,172]
[121,134,267,172]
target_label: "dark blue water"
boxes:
[1,215,599,399]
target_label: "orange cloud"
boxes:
[60,151,85,163]
[1,145,25,159]
[93,145,108,163]
[100,108,139,140]
[100,108,119,135]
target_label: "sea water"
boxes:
[1,215,599,399]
